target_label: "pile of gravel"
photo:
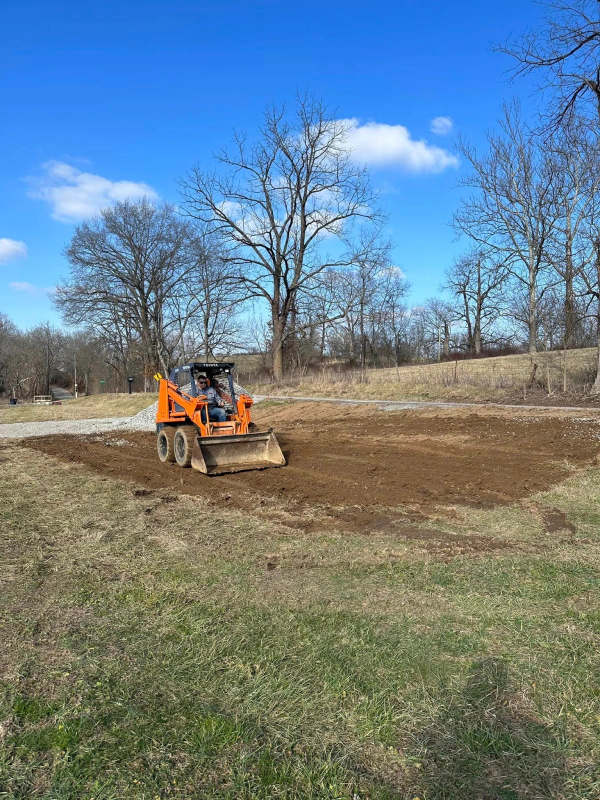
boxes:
[124,403,159,431]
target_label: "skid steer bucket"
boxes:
[191,429,286,475]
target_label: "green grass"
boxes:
[0,393,158,424]
[1,441,600,798]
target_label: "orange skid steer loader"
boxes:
[155,362,285,475]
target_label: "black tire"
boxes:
[157,427,176,463]
[174,426,194,467]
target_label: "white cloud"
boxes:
[9,282,54,297]
[430,116,453,136]
[383,265,406,279]
[29,161,159,222]
[342,118,458,173]
[0,238,28,263]
[218,200,242,218]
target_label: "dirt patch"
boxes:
[541,508,577,535]
[373,523,513,553]
[23,405,600,533]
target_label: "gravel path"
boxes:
[3,390,600,440]
[0,415,155,440]
[253,394,600,413]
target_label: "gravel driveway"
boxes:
[0,403,158,440]
[0,416,155,440]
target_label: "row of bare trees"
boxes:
[56,201,244,381]
[0,316,113,399]
[448,104,600,358]
[52,98,531,381]
[402,1,600,390]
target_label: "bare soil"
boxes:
[22,403,600,549]
[540,507,577,535]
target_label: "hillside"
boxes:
[248,348,600,405]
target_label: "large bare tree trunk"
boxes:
[271,316,285,382]
[593,240,600,394]
[474,316,482,355]
[564,212,576,349]
[528,262,537,354]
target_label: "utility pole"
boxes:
[74,354,78,399]
[46,342,51,395]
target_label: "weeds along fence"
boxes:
[245,348,599,395]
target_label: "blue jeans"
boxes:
[202,406,227,423]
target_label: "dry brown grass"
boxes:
[0,392,158,423]
[249,348,599,403]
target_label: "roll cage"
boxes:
[168,362,237,410]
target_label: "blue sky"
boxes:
[1,0,541,329]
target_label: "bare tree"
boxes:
[57,200,197,377]
[61,330,107,395]
[444,248,509,354]
[303,228,408,368]
[546,122,600,346]
[300,270,346,363]
[454,103,560,352]
[500,0,600,127]
[344,229,397,369]
[306,268,360,364]
[180,97,381,380]
[376,266,411,367]
[168,229,245,362]
[422,299,458,360]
